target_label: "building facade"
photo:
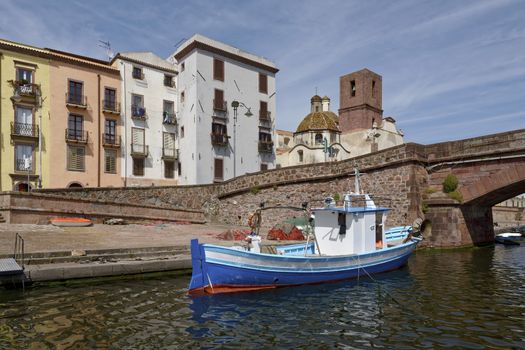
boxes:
[0,39,51,191]
[172,34,278,185]
[111,52,179,186]
[48,49,123,188]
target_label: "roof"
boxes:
[296,111,340,133]
[111,52,178,74]
[173,34,278,74]
[0,38,119,74]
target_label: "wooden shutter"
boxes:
[105,149,117,174]
[133,158,144,176]
[260,101,267,119]
[213,59,224,81]
[259,73,268,94]
[214,89,224,110]
[163,132,175,149]
[164,161,175,178]
[68,145,85,171]
[132,128,144,153]
[214,158,223,181]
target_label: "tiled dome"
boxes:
[296,111,339,133]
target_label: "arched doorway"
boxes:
[68,182,83,188]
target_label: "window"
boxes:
[315,133,323,144]
[180,91,185,103]
[16,67,33,84]
[163,132,176,158]
[131,127,145,154]
[67,145,85,171]
[164,160,175,178]
[261,163,268,171]
[181,126,184,138]
[15,106,34,135]
[68,114,83,140]
[164,74,174,87]
[132,66,143,80]
[298,150,303,162]
[214,158,224,181]
[212,122,227,135]
[259,73,268,94]
[351,80,356,97]
[133,158,144,176]
[214,89,225,110]
[105,119,117,144]
[163,100,175,124]
[104,88,117,110]
[15,144,33,171]
[178,161,182,176]
[213,58,224,81]
[68,80,83,104]
[260,101,268,120]
[181,62,185,72]
[131,94,145,117]
[104,149,117,173]
[372,80,376,97]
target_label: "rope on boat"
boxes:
[356,256,401,305]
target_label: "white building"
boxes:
[111,52,179,186]
[171,34,278,185]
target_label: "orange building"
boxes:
[47,49,123,188]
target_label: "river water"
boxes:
[1,244,524,349]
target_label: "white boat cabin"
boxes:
[312,194,389,256]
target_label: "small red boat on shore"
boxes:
[50,217,92,227]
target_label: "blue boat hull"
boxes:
[189,239,419,294]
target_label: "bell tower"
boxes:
[338,69,383,133]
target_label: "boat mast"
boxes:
[354,167,360,195]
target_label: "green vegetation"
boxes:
[250,186,261,195]
[447,190,463,202]
[442,174,459,193]
[422,203,429,214]
[333,193,340,202]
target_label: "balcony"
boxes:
[131,105,147,120]
[259,110,272,122]
[211,133,228,146]
[258,140,274,153]
[102,134,121,148]
[103,100,121,114]
[163,112,177,125]
[213,100,227,112]
[12,81,40,102]
[11,122,39,139]
[130,143,148,157]
[162,147,178,160]
[66,93,87,108]
[15,159,34,173]
[65,129,89,144]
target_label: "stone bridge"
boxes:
[1,128,524,248]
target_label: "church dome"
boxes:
[310,95,322,103]
[296,111,340,133]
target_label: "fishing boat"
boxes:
[50,217,92,227]
[189,169,422,294]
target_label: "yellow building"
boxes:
[0,39,51,191]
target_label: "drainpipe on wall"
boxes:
[97,74,101,187]
[0,52,3,191]
[121,61,127,187]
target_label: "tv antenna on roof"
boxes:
[98,40,114,62]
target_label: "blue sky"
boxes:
[1,0,524,144]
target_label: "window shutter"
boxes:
[259,73,268,94]
[132,128,144,144]
[214,158,223,181]
[163,132,175,149]
[105,149,117,173]
[68,146,85,171]
[214,89,224,109]
[213,59,224,81]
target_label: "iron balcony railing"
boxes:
[131,105,147,119]
[65,129,89,143]
[259,110,271,121]
[163,112,177,125]
[213,100,227,112]
[211,133,228,146]
[103,134,121,147]
[11,122,39,138]
[258,140,274,153]
[15,159,33,172]
[103,100,120,113]
[162,148,178,159]
[66,93,87,107]
[14,81,38,97]
[130,143,149,157]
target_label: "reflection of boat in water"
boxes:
[189,169,422,294]
[495,233,521,246]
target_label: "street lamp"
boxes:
[230,100,253,178]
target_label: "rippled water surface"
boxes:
[1,244,525,349]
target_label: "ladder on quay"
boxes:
[0,233,27,288]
